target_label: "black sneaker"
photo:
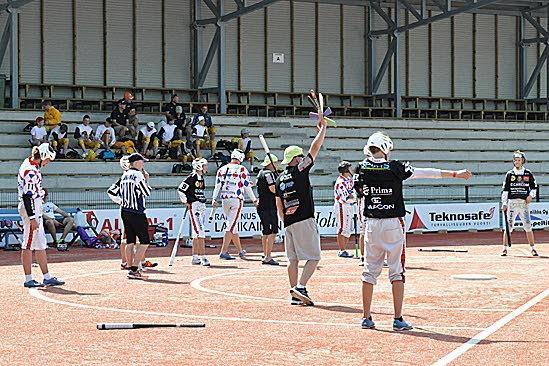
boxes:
[290,286,314,306]
[290,297,303,305]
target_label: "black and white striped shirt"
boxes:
[111,168,151,214]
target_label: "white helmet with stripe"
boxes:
[231,149,245,163]
[119,155,131,171]
[192,157,208,172]
[34,143,56,161]
[364,131,393,156]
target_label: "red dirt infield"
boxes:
[0,232,547,366]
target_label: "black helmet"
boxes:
[338,160,352,174]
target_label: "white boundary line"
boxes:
[432,288,549,366]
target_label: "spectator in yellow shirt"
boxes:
[42,100,62,131]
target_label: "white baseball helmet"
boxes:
[192,157,208,172]
[231,149,245,163]
[364,131,393,155]
[119,155,131,171]
[35,143,56,161]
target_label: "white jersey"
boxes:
[96,125,116,145]
[42,202,59,220]
[31,126,47,140]
[160,124,177,142]
[139,126,157,138]
[334,175,356,204]
[17,158,45,219]
[212,163,256,201]
[48,125,67,141]
[75,124,94,139]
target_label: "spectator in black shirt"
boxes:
[257,153,280,266]
[116,90,135,114]
[164,94,183,122]
[110,100,130,138]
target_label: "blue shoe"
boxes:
[24,279,44,288]
[219,252,236,260]
[393,318,413,331]
[43,277,65,287]
[361,317,375,329]
[338,250,353,258]
[238,250,247,258]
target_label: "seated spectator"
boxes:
[42,190,75,251]
[49,123,69,158]
[233,128,254,170]
[154,118,184,159]
[97,118,135,155]
[137,122,158,158]
[117,90,135,113]
[192,116,210,158]
[29,117,48,146]
[110,100,130,138]
[42,100,62,131]
[74,115,100,158]
[192,105,216,154]
[164,94,184,122]
[127,107,139,138]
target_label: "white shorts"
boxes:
[189,202,206,239]
[362,217,406,285]
[507,200,532,232]
[334,202,353,238]
[18,201,48,251]
[222,198,243,234]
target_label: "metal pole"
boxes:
[465,185,469,203]
[193,0,202,89]
[519,15,527,98]
[367,3,375,96]
[393,0,401,118]
[217,0,227,114]
[9,9,19,109]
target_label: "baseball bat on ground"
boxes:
[97,323,205,330]
[418,249,469,253]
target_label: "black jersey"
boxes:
[354,159,414,219]
[257,169,277,211]
[502,168,536,201]
[178,172,206,204]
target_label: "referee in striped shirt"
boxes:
[118,153,152,279]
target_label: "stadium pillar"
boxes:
[9,8,19,109]
[393,0,402,118]
[217,0,227,114]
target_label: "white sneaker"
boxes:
[191,257,201,265]
[201,257,210,266]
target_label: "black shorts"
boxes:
[258,209,278,235]
[121,211,150,245]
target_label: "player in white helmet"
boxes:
[354,131,472,331]
[334,161,356,258]
[178,158,210,266]
[18,143,65,287]
[212,149,258,260]
[501,150,539,257]
[108,156,131,269]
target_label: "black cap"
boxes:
[128,153,147,163]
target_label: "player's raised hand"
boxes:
[455,169,472,180]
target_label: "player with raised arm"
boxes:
[501,151,539,257]
[18,143,65,288]
[356,132,472,331]
[212,149,258,260]
[178,158,210,266]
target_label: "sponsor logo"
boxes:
[363,186,393,196]
[511,176,516,182]
[408,209,426,230]
[367,204,395,210]
[428,207,495,222]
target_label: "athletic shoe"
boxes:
[393,318,413,331]
[142,260,158,268]
[57,243,68,251]
[361,317,375,329]
[290,287,314,306]
[191,257,201,265]
[359,257,365,267]
[532,248,539,257]
[23,279,44,288]
[127,270,148,280]
[501,249,507,257]
[43,277,65,286]
[219,252,236,260]
[383,260,389,267]
[239,250,247,258]
[120,262,130,270]
[291,296,303,305]
[201,257,211,267]
[262,258,279,266]
[338,250,353,258]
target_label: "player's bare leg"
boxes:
[526,231,538,256]
[287,260,299,287]
[21,249,33,276]
[264,234,275,261]
[125,243,135,270]
[392,280,404,318]
[34,250,50,275]
[362,282,374,318]
[299,260,319,286]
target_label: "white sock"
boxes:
[296,284,305,289]
[25,274,33,282]
[43,273,52,280]
[201,255,207,260]
[193,254,199,260]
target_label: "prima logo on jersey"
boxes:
[429,207,495,222]
[363,186,393,196]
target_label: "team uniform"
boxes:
[501,167,536,233]
[256,169,278,236]
[178,172,207,239]
[333,174,356,238]
[48,125,69,152]
[275,153,320,261]
[117,168,152,245]
[137,126,158,150]
[212,162,256,233]
[17,158,47,250]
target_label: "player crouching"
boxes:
[355,132,472,331]
[178,158,210,266]
[501,151,539,257]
